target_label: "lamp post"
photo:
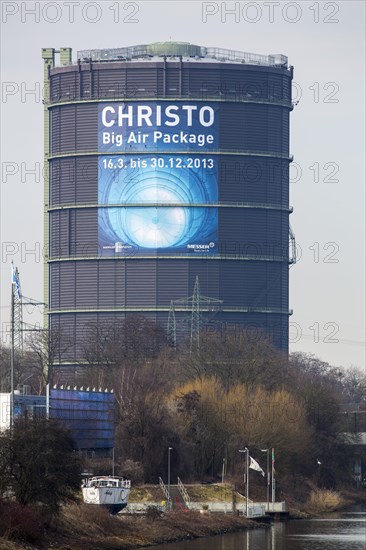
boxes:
[271,447,275,511]
[239,448,249,517]
[168,446,173,508]
[261,448,270,512]
[316,458,322,486]
[221,457,226,502]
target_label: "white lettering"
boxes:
[118,105,133,126]
[101,104,215,128]
[165,105,180,126]
[137,106,153,126]
[199,106,215,127]
[181,105,197,126]
[102,106,115,127]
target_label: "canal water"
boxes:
[152,506,366,549]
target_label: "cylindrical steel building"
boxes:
[42,42,294,367]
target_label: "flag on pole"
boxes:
[249,456,265,476]
[11,263,21,300]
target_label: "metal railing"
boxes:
[77,44,288,68]
[177,477,191,506]
[123,501,280,516]
[246,503,267,518]
[257,501,287,513]
[158,476,169,500]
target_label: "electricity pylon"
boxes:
[167,276,222,352]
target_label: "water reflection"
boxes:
[286,510,366,550]
[152,507,366,550]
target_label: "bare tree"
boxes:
[26,327,73,393]
[0,344,35,393]
[181,328,289,391]
[79,315,168,389]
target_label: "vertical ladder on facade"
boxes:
[289,224,297,264]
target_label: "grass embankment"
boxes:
[0,488,259,550]
[129,485,164,503]
[129,483,245,504]
[185,484,245,503]
[35,506,255,550]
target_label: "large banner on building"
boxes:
[98,102,218,256]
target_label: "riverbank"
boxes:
[287,486,366,518]
[1,485,364,549]
[0,506,262,550]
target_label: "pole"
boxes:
[46,383,50,419]
[168,447,172,508]
[271,447,275,511]
[239,449,246,515]
[112,447,115,477]
[246,448,249,517]
[261,448,270,512]
[267,449,270,513]
[222,458,225,485]
[10,266,15,432]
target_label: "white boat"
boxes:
[82,476,131,514]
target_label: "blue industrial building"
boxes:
[0,387,115,452]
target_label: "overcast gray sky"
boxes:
[0,0,365,370]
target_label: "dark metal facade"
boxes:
[45,48,293,362]
[49,388,115,450]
